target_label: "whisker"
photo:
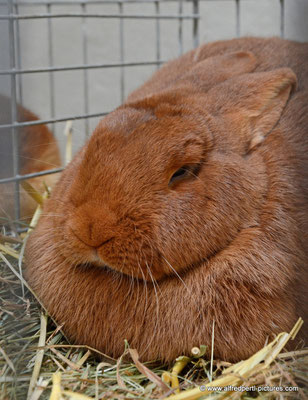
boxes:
[161,255,192,295]
[0,153,62,168]
[139,259,160,358]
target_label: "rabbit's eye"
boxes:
[169,164,199,186]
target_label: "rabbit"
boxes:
[0,94,61,222]
[24,37,308,363]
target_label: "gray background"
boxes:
[0,0,308,159]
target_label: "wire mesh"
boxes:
[0,0,287,223]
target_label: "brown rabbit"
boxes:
[0,94,61,221]
[25,37,308,363]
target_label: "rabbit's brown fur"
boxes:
[25,37,308,362]
[0,94,61,220]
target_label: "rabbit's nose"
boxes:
[68,203,117,248]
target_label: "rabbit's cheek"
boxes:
[153,158,267,276]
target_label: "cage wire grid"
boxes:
[0,0,286,222]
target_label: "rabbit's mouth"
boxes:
[65,227,167,281]
[91,244,206,282]
[75,260,117,276]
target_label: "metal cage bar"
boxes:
[47,2,55,122]
[81,1,90,136]
[7,0,20,220]
[192,0,199,48]
[0,12,199,20]
[235,0,240,37]
[280,0,285,38]
[0,60,166,76]
[119,1,125,103]
[14,2,23,105]
[178,0,183,55]
[155,0,160,68]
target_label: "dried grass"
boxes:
[1,219,307,400]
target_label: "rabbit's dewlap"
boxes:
[25,37,308,362]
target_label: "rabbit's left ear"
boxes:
[177,51,257,91]
[206,68,297,152]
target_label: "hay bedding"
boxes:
[1,217,308,400]
[0,137,308,399]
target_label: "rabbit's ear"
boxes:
[126,52,257,112]
[206,68,297,152]
[177,51,257,91]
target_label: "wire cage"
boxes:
[0,0,300,224]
